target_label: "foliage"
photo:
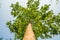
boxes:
[7,0,60,40]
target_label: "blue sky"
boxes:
[0,0,60,40]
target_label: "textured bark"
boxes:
[23,23,36,40]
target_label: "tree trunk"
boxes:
[23,23,36,40]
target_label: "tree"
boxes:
[0,37,2,40]
[6,0,60,40]
[23,23,36,40]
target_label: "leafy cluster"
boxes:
[7,0,60,40]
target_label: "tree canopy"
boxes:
[7,0,60,40]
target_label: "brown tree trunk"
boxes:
[23,23,36,40]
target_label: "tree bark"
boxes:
[23,23,36,40]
